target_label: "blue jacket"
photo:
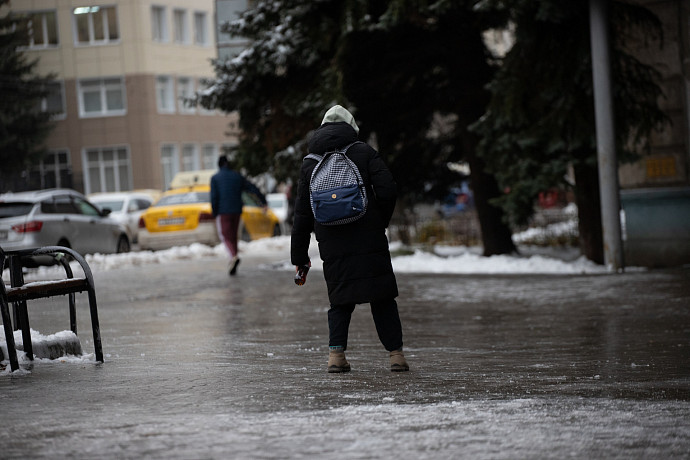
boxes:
[210,167,266,216]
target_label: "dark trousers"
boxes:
[328,298,403,352]
[216,214,241,257]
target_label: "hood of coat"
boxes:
[308,122,358,155]
[321,105,359,133]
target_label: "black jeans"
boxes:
[328,298,403,352]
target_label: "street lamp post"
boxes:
[589,0,624,271]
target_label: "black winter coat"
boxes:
[291,122,398,305]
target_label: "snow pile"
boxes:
[13,217,617,282]
[392,248,606,274]
[512,219,578,245]
[79,233,611,275]
[1,328,91,371]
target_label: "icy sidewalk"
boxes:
[0,247,688,459]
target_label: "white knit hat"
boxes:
[321,105,359,133]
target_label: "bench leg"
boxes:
[87,288,104,363]
[56,256,78,335]
[1,297,19,372]
[69,293,77,335]
[16,303,33,361]
[9,257,33,360]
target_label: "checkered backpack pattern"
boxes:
[305,141,368,225]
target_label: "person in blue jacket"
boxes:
[211,155,267,276]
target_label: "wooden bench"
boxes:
[1,246,103,372]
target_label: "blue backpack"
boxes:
[305,141,368,225]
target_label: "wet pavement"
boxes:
[1,253,689,459]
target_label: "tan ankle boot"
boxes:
[327,351,351,373]
[390,349,409,372]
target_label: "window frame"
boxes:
[177,77,196,114]
[151,5,168,42]
[202,144,217,169]
[173,8,188,44]
[36,80,66,120]
[181,144,200,171]
[193,11,208,46]
[29,149,72,189]
[17,10,59,49]
[77,77,127,118]
[161,144,180,190]
[82,145,132,194]
[156,75,176,113]
[72,5,120,46]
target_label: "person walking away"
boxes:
[291,104,409,373]
[211,155,267,276]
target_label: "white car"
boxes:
[267,192,290,234]
[0,189,130,260]
[267,193,289,222]
[89,192,155,244]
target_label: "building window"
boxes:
[182,144,199,171]
[35,81,66,119]
[84,146,131,194]
[17,10,59,48]
[78,77,126,117]
[193,11,208,46]
[173,9,188,44]
[151,6,167,42]
[27,150,72,190]
[161,144,179,190]
[156,76,175,113]
[73,5,119,45]
[202,144,216,169]
[177,77,195,113]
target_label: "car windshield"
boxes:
[0,202,34,218]
[242,191,263,207]
[93,200,124,212]
[155,191,210,206]
[267,198,285,208]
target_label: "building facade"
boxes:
[9,0,237,193]
[618,0,690,267]
[620,0,690,189]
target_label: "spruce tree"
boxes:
[471,0,667,263]
[200,0,518,255]
[0,1,55,190]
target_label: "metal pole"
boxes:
[589,0,624,271]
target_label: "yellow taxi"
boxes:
[137,184,281,251]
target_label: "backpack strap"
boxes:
[307,141,363,162]
[345,141,364,151]
[330,141,362,156]
[304,153,322,162]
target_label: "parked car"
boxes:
[89,191,155,244]
[266,192,290,235]
[137,185,281,251]
[0,189,130,260]
[266,193,289,222]
[239,190,282,241]
[439,183,474,218]
[168,170,216,189]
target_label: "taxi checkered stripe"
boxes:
[305,141,368,225]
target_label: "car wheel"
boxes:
[116,235,131,253]
[273,223,281,237]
